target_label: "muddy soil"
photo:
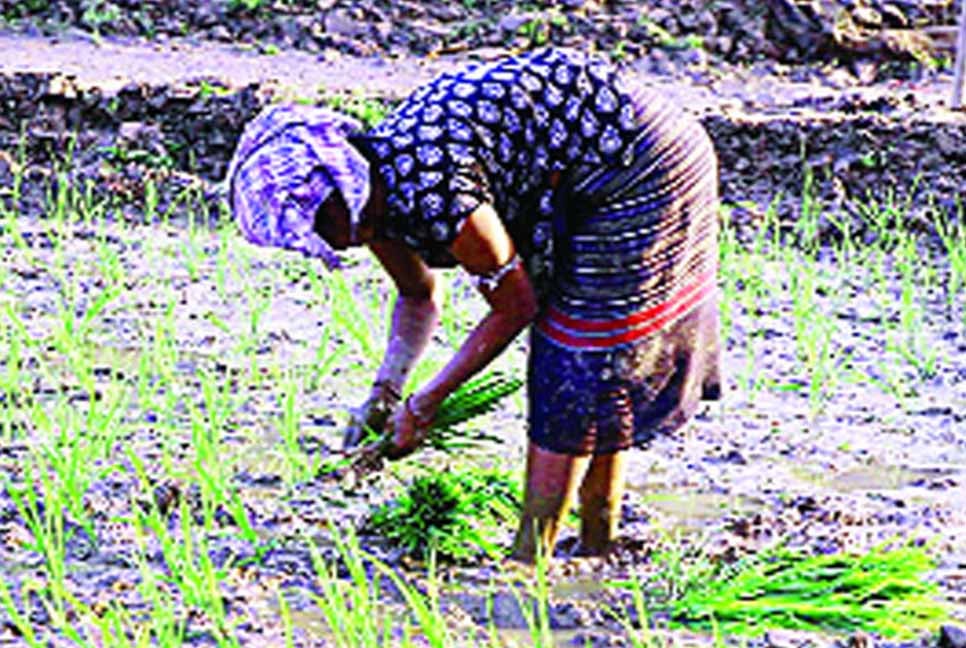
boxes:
[1,0,960,70]
[0,211,962,647]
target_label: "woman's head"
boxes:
[226,103,370,269]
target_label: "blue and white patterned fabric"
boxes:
[226,103,370,270]
[353,48,640,271]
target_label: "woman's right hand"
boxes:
[342,383,401,450]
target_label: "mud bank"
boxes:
[1,34,963,233]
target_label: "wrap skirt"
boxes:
[527,87,721,456]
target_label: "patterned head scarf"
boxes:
[226,103,370,270]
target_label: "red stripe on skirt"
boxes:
[536,270,716,349]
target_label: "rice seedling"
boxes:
[304,523,536,647]
[890,234,937,378]
[132,496,239,645]
[303,325,348,393]
[237,279,275,369]
[322,369,523,480]
[224,489,263,559]
[277,369,319,486]
[717,202,745,345]
[187,369,241,528]
[277,590,296,648]
[214,223,232,300]
[318,266,384,367]
[0,126,960,647]
[305,528,413,647]
[111,549,189,647]
[94,232,127,289]
[0,577,40,646]
[50,584,173,648]
[435,271,485,352]
[715,164,960,416]
[421,370,522,452]
[5,458,73,625]
[934,197,966,320]
[505,542,554,647]
[33,405,98,543]
[602,575,659,648]
[180,232,204,283]
[0,311,28,441]
[794,164,823,257]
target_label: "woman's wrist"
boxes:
[370,379,402,407]
[405,391,437,427]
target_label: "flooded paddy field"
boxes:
[1,0,965,643]
[0,158,962,646]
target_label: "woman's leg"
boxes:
[510,442,592,563]
[577,449,628,555]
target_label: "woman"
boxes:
[226,48,721,562]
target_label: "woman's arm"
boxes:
[341,239,441,449]
[385,202,538,455]
[369,238,443,393]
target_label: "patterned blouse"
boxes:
[352,48,641,275]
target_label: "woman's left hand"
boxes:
[347,396,433,477]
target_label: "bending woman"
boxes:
[226,48,721,562]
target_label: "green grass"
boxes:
[317,92,394,131]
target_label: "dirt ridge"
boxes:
[1,32,963,237]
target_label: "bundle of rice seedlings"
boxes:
[366,467,521,562]
[667,543,951,638]
[421,370,522,452]
[318,371,522,477]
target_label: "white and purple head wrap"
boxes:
[226,103,370,270]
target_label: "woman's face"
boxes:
[314,193,353,250]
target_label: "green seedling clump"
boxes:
[367,468,520,562]
[668,544,950,638]
[423,371,522,452]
